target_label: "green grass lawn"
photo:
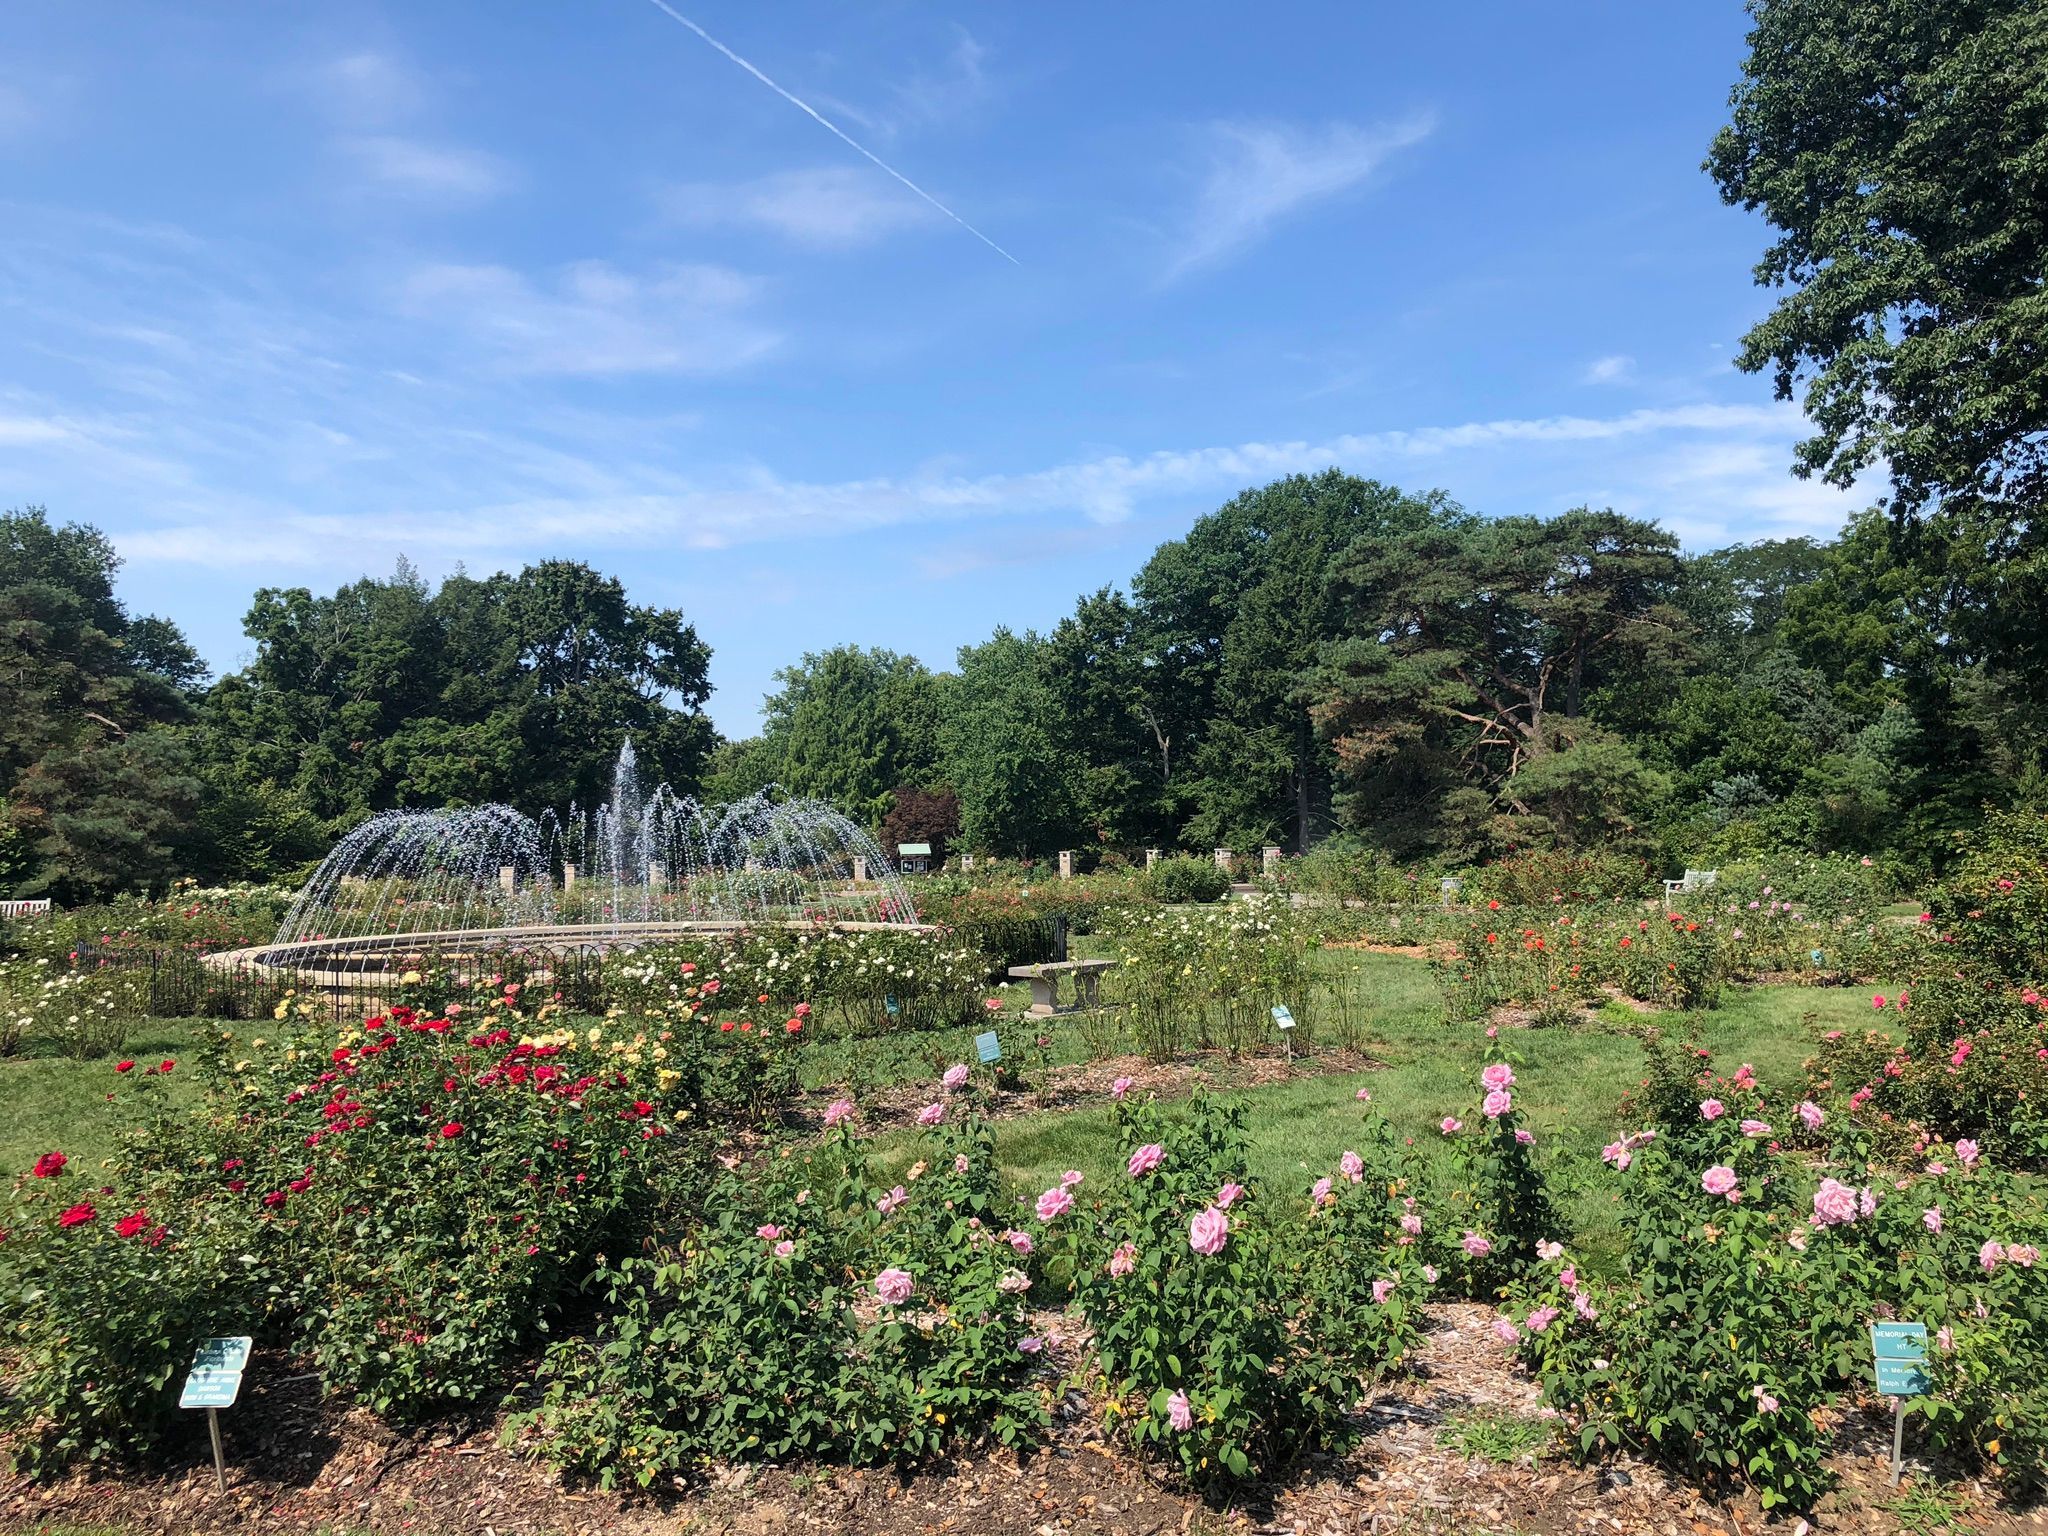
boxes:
[1,950,1895,1268]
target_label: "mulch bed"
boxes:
[6,1302,2041,1536]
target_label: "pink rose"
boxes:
[1811,1177,1860,1227]
[1108,1241,1137,1277]
[1573,1291,1598,1321]
[1797,1101,1824,1131]
[1751,1384,1780,1413]
[1127,1143,1164,1177]
[1060,1168,1085,1188]
[1461,1230,1492,1258]
[1355,1087,1372,1102]
[1166,1390,1193,1432]
[1922,1206,1943,1233]
[824,1098,855,1128]
[1740,1119,1771,1138]
[1480,1063,1516,1091]
[1700,1099,1725,1121]
[1601,1140,1631,1169]
[2009,1243,2040,1268]
[876,1185,907,1216]
[755,1224,782,1240]
[1491,1317,1519,1344]
[1483,1089,1513,1119]
[1400,1212,1423,1236]
[1559,1266,1578,1291]
[1035,1186,1074,1223]
[917,1102,945,1127]
[1536,1240,1563,1261]
[1004,1229,1034,1255]
[1702,1165,1738,1199]
[1515,1128,1535,1145]
[1440,1117,1463,1135]
[1372,1278,1396,1305]
[1339,1150,1364,1183]
[1188,1205,1230,1256]
[1216,1181,1245,1209]
[772,1239,795,1258]
[941,1064,970,1091]
[1955,1139,1981,1168]
[1110,1076,1133,1100]
[955,1154,971,1173]
[1526,1305,1560,1333]
[1310,1176,1334,1207]
[874,1267,913,1305]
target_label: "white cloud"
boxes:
[1165,115,1435,281]
[1583,354,1635,385]
[662,166,932,247]
[340,135,512,201]
[887,28,991,134]
[395,260,777,376]
[312,50,423,125]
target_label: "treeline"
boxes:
[3,472,2041,903]
[716,476,2039,875]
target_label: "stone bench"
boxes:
[1006,959,1117,1017]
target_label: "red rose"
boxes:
[115,1210,150,1239]
[262,1191,287,1208]
[785,1019,802,1034]
[115,1060,135,1074]
[719,1021,735,1033]
[57,1201,97,1228]
[331,1046,352,1063]
[440,1122,463,1139]
[157,1059,175,1073]
[288,1176,312,1194]
[31,1151,66,1179]
[228,1180,248,1193]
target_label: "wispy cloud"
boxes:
[1583,354,1635,384]
[339,135,512,202]
[308,50,425,126]
[885,27,992,135]
[661,166,933,248]
[395,260,777,376]
[1165,116,1435,281]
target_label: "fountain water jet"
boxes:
[231,739,921,975]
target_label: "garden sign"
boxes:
[179,1334,252,1492]
[1870,1321,1930,1486]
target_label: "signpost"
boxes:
[974,1030,1003,1065]
[1271,1004,1295,1059]
[1871,1322,1930,1486]
[179,1336,251,1492]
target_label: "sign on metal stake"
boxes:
[1870,1322,1930,1487]
[179,1336,251,1493]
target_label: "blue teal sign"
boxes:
[974,1030,1002,1064]
[1270,1005,1295,1030]
[1811,949,1827,966]
[178,1337,252,1410]
[1871,1322,1930,1396]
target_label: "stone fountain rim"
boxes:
[207,917,938,974]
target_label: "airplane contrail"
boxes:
[635,0,1020,265]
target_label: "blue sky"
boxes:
[1,2,1870,734]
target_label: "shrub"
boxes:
[1470,849,1652,906]
[1105,898,1316,1060]
[515,1083,1045,1485]
[1142,856,1232,905]
[1067,1090,1361,1489]
[1431,1063,1559,1297]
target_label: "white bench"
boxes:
[0,899,51,920]
[1006,959,1117,1017]
[1662,869,1717,906]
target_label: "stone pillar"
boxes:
[647,863,665,889]
[498,864,516,895]
[1213,848,1233,874]
[852,856,869,885]
[1058,850,1075,880]
[1440,876,1460,908]
[1262,846,1282,878]
[959,854,975,872]
[561,862,577,893]
[1145,848,1161,869]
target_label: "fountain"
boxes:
[215,739,922,981]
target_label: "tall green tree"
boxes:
[938,630,1076,857]
[0,508,203,898]
[743,646,943,826]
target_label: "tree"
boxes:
[1707,0,2048,525]
[0,508,203,898]
[879,784,961,867]
[938,630,1077,857]
[1314,508,1688,835]
[748,647,942,826]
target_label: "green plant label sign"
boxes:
[190,1335,252,1373]
[1270,1005,1295,1030]
[1870,1321,1930,1395]
[179,1336,251,1410]
[974,1030,1002,1063]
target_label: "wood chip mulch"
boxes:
[6,1299,2042,1536]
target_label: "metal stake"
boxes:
[1889,1399,1905,1487]
[207,1406,227,1493]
